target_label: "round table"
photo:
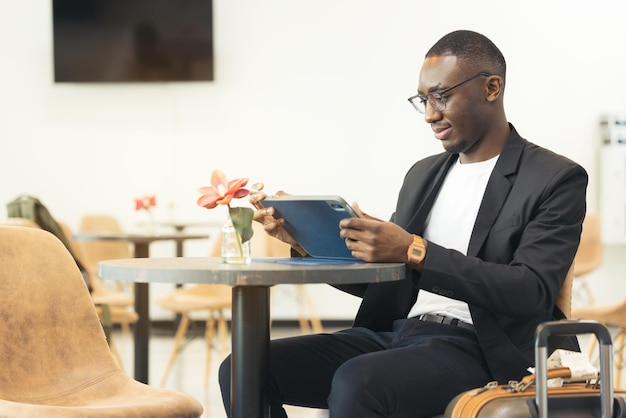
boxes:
[99,256,406,418]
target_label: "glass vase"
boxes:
[221,216,251,264]
[144,210,158,236]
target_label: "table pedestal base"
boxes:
[231,286,270,418]
[134,282,150,383]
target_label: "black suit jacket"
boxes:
[344,125,587,383]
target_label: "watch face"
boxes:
[408,236,425,264]
[411,247,424,258]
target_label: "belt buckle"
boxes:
[447,317,460,326]
[433,314,459,326]
[421,313,474,332]
[439,315,454,326]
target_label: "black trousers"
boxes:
[219,317,493,418]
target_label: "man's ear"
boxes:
[485,76,503,103]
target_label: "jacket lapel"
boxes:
[404,154,457,235]
[466,127,525,257]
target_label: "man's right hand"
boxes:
[249,183,308,256]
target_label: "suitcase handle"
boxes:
[519,367,576,389]
[534,320,614,418]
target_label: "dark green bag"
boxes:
[7,194,91,292]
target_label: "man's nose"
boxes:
[423,102,442,123]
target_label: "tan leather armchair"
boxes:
[1,217,139,370]
[0,225,203,417]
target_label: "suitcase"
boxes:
[443,320,626,418]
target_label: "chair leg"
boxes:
[200,310,230,389]
[295,286,323,334]
[588,325,625,387]
[297,315,311,333]
[587,335,598,359]
[581,280,595,305]
[295,286,310,333]
[160,312,191,387]
[205,312,216,388]
[217,309,228,358]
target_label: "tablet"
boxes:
[260,195,358,260]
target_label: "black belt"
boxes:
[416,313,475,332]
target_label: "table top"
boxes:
[99,257,406,286]
[73,232,209,244]
[157,221,221,229]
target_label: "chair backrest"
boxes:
[0,217,41,228]
[80,214,125,233]
[78,214,133,274]
[59,220,106,293]
[556,263,575,319]
[0,226,119,401]
[573,213,603,277]
[250,222,292,257]
[209,221,292,258]
[58,221,88,265]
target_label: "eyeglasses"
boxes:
[408,72,492,114]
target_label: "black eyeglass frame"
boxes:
[408,72,492,114]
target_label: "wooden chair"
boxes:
[572,299,626,386]
[156,282,232,388]
[249,222,324,333]
[77,214,135,295]
[61,220,134,305]
[569,213,625,386]
[156,222,324,388]
[0,225,203,417]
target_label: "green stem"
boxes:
[234,225,245,257]
[227,205,244,258]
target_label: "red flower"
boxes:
[197,170,250,209]
[135,195,157,211]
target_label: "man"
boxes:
[219,29,587,418]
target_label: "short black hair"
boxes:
[426,30,506,80]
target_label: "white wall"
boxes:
[1,0,625,320]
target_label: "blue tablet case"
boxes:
[261,195,358,260]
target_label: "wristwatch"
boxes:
[407,235,426,266]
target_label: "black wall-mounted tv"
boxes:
[52,0,213,83]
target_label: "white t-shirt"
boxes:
[407,155,499,323]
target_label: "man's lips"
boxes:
[433,126,452,140]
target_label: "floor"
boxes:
[113,323,333,418]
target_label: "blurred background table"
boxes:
[156,221,220,256]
